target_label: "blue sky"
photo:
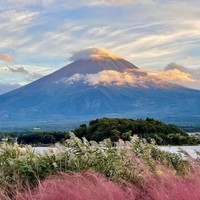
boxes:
[0,0,200,89]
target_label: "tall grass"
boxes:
[0,133,199,199]
[16,171,200,200]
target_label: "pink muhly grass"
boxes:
[138,169,200,200]
[16,172,139,200]
[17,170,200,200]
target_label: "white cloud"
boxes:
[60,69,177,88]
[85,70,135,86]
[1,0,200,86]
[60,62,200,89]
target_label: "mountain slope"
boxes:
[0,48,199,125]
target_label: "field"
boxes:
[1,133,200,199]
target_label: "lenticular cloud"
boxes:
[70,48,122,61]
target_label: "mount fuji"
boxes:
[0,48,199,127]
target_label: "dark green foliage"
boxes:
[74,118,199,145]
[17,132,69,145]
[5,118,199,145]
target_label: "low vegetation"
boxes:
[17,131,69,145]
[74,118,199,145]
[0,133,200,199]
[0,118,199,199]
[11,118,199,145]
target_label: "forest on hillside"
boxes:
[5,118,198,145]
[74,118,199,145]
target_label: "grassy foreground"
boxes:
[0,133,200,199]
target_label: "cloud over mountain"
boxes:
[164,62,200,80]
[64,48,200,90]
[0,48,199,125]
[158,69,195,83]
[70,48,122,61]
[164,62,190,73]
[162,62,200,89]
[60,69,174,89]
[7,66,44,81]
[62,70,135,86]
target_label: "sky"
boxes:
[0,0,200,92]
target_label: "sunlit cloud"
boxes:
[0,54,13,62]
[59,60,200,89]
[85,70,135,86]
[60,69,176,88]
[0,0,200,88]
[163,62,200,87]
[158,69,195,83]
[60,70,135,86]
[70,48,122,61]
[154,62,200,89]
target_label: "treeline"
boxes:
[17,132,69,145]
[74,118,199,145]
[2,118,199,145]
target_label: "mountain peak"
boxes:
[70,48,122,61]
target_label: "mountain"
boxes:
[0,48,199,127]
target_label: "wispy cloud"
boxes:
[0,0,200,86]
[7,66,43,81]
[0,64,54,85]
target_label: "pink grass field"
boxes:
[16,171,200,200]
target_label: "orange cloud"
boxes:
[70,48,122,61]
[62,69,176,88]
[0,54,13,62]
[157,69,196,83]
